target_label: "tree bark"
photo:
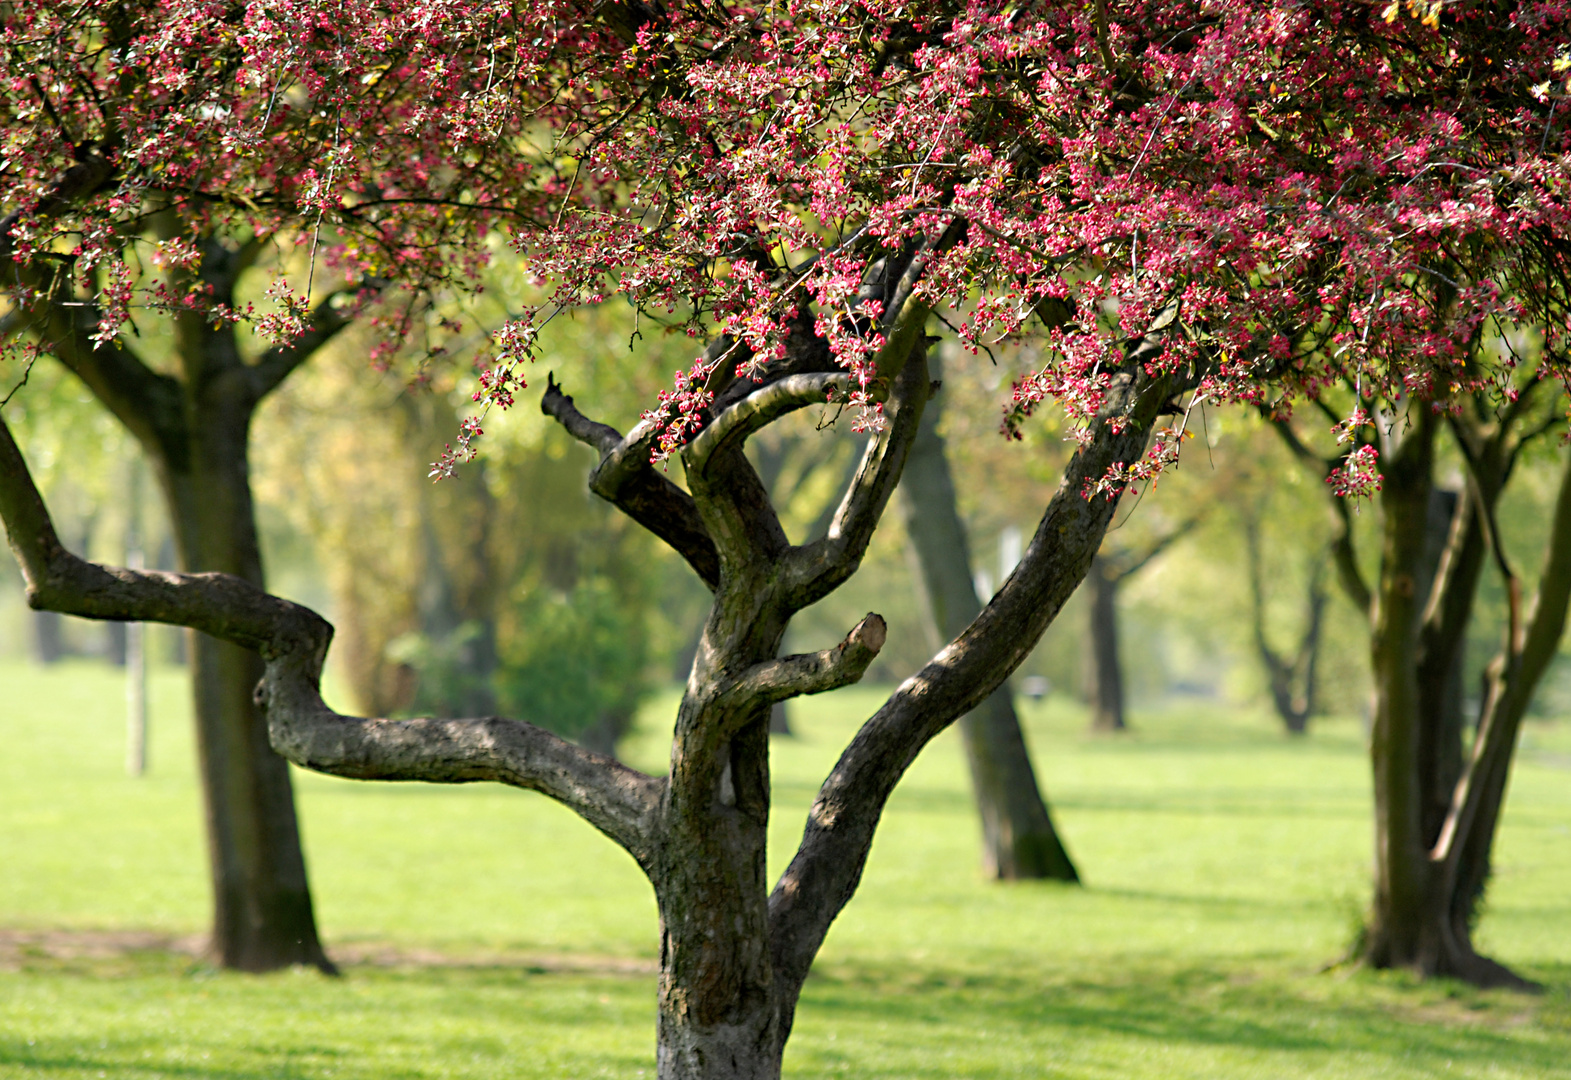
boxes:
[1085,556,1126,732]
[154,346,334,975]
[898,376,1078,881]
[1360,402,1571,989]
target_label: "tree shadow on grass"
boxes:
[0,953,656,1080]
[795,957,1571,1078]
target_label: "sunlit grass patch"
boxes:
[2,659,1569,1078]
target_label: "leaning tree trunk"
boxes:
[154,354,333,974]
[1085,557,1126,732]
[898,377,1078,881]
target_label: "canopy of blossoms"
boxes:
[6,0,1568,492]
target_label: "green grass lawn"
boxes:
[2,657,1570,1078]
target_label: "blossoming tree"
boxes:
[4,0,1568,1073]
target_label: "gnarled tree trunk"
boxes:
[3,249,1186,1076]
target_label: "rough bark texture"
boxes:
[3,234,1185,1075]
[898,370,1078,881]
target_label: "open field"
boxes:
[2,657,1570,1078]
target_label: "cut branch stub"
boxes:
[716,612,886,712]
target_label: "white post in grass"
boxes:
[125,460,148,777]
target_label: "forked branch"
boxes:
[785,304,934,604]
[768,346,1185,1010]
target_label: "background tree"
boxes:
[1,0,550,970]
[1276,378,1571,987]
[899,350,1078,881]
[1083,517,1200,733]
[1242,513,1328,736]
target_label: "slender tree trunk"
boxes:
[1086,557,1126,732]
[898,377,1078,881]
[1244,518,1326,735]
[154,386,333,973]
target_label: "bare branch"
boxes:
[1268,417,1374,614]
[0,412,663,866]
[685,373,850,474]
[542,374,721,589]
[542,371,624,454]
[784,304,934,604]
[1107,513,1202,583]
[7,266,184,453]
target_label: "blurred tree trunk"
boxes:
[769,702,792,736]
[1085,557,1125,732]
[1243,518,1326,735]
[157,332,332,974]
[31,608,63,663]
[39,235,335,974]
[898,378,1078,882]
[1083,519,1197,734]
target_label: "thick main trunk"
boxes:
[157,390,332,974]
[1366,414,1451,973]
[654,720,782,1079]
[1086,559,1126,732]
[655,567,790,1078]
[897,380,1079,881]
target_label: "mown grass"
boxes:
[2,657,1570,1078]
